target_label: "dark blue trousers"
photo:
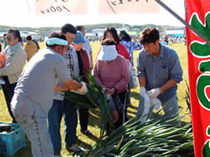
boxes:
[2,76,17,123]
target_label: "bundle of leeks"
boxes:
[64,73,114,138]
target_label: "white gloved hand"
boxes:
[77,82,88,95]
[71,82,88,95]
[147,88,161,99]
[140,87,146,97]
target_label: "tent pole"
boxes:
[155,0,210,45]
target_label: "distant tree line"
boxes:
[0,23,184,37]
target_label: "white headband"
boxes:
[45,38,68,46]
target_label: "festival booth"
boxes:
[0,0,209,156]
[33,1,210,156]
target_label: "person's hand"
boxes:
[77,82,88,95]
[101,85,109,93]
[107,88,115,95]
[140,87,146,97]
[147,88,161,99]
[70,82,88,95]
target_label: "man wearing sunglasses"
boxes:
[0,29,27,123]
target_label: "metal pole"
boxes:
[155,0,210,45]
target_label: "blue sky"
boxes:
[0,0,185,28]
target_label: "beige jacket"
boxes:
[0,42,27,84]
[24,40,38,61]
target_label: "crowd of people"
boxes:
[0,25,183,157]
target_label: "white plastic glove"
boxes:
[71,82,88,95]
[77,82,88,95]
[140,87,146,97]
[141,93,150,123]
[147,88,161,99]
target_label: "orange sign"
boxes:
[99,0,159,14]
[34,0,87,16]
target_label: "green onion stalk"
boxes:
[82,109,194,156]
[64,72,114,139]
[69,77,194,156]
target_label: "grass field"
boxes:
[0,41,190,157]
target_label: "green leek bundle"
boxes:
[83,112,194,157]
[64,73,114,138]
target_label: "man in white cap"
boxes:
[11,32,87,157]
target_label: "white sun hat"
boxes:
[98,45,118,61]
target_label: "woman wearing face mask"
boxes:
[94,39,130,129]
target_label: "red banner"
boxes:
[185,0,210,156]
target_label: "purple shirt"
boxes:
[94,55,129,93]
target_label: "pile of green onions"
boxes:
[65,74,194,156]
[64,73,114,138]
[79,112,194,156]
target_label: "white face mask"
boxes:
[98,45,118,61]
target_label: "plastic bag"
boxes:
[0,78,5,84]
[0,54,5,68]
[128,62,138,89]
[151,97,161,111]
[141,93,150,122]
[108,94,119,122]
[112,93,124,114]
